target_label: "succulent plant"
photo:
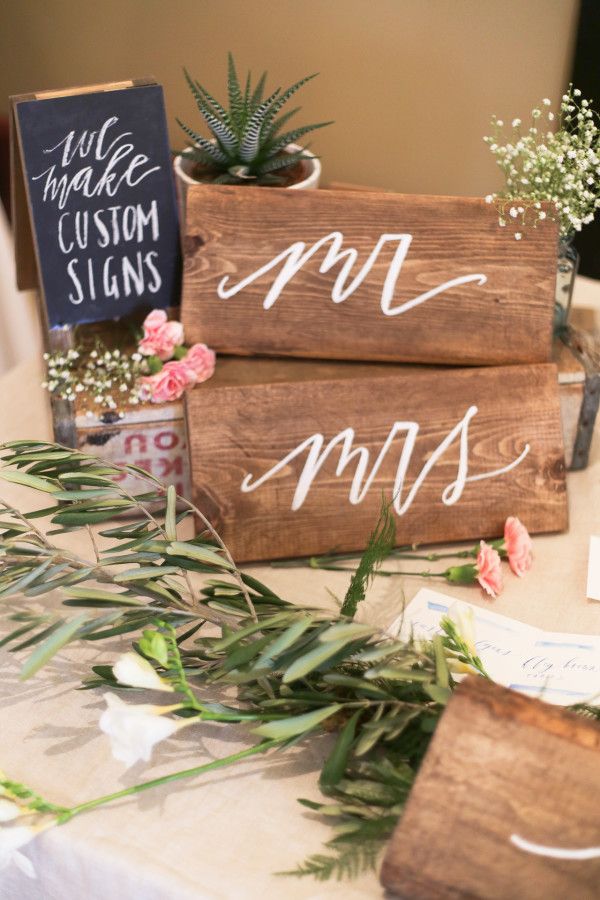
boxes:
[177,53,332,186]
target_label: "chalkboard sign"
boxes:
[11,79,181,328]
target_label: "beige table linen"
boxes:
[0,281,599,898]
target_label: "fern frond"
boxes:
[282,841,382,881]
[340,500,396,619]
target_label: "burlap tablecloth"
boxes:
[1,282,599,898]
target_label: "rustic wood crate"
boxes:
[45,321,190,498]
[74,400,191,498]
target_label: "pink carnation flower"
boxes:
[184,343,216,383]
[139,360,195,404]
[475,541,503,598]
[504,516,533,577]
[139,310,184,361]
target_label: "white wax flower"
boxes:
[113,652,174,692]
[0,825,38,879]
[100,693,185,768]
[447,601,477,656]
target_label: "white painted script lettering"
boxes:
[217,231,487,315]
[240,407,530,512]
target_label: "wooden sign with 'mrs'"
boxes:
[185,359,567,561]
[10,78,181,329]
[181,186,557,366]
[381,677,600,899]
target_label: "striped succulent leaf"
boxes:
[227,52,245,131]
[259,73,319,134]
[238,89,282,163]
[176,118,228,164]
[201,110,238,155]
[178,58,330,181]
[249,71,267,111]
[261,105,300,142]
[257,150,312,176]
[266,121,332,158]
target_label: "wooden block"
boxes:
[181,185,557,366]
[184,358,567,561]
[381,677,600,899]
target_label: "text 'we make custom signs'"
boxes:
[185,358,567,561]
[11,79,180,328]
[182,185,557,366]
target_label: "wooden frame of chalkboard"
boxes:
[9,77,181,334]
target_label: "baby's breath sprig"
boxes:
[484,85,600,239]
[42,339,144,417]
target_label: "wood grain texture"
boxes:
[181,186,558,366]
[381,677,600,899]
[184,359,567,561]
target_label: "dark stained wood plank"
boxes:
[184,359,567,561]
[381,677,600,899]
[181,186,558,366]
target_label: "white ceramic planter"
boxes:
[173,142,321,218]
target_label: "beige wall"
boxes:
[0,0,579,196]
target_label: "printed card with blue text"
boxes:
[394,588,600,706]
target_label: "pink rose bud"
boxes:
[139,312,185,361]
[445,540,503,598]
[504,516,533,577]
[141,309,168,339]
[139,360,195,404]
[184,343,216,383]
[475,540,503,598]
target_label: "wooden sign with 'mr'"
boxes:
[185,358,567,561]
[181,186,557,366]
